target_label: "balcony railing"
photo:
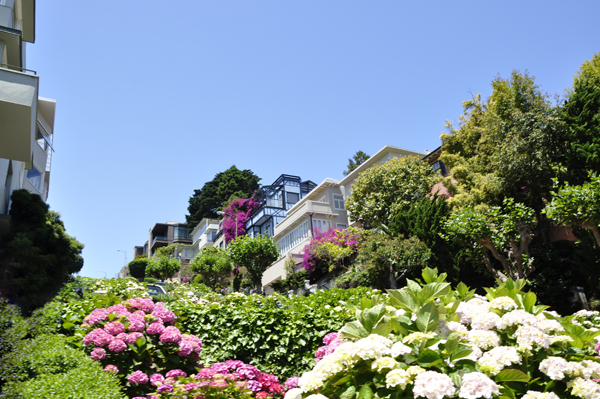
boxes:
[0,63,36,75]
[152,236,168,245]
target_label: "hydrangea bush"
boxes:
[74,297,203,397]
[288,268,600,399]
[145,360,287,398]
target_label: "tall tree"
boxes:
[146,256,180,281]
[227,235,279,294]
[560,52,600,185]
[189,247,233,289]
[186,166,261,229]
[0,190,84,314]
[440,70,566,214]
[343,150,370,176]
[345,156,438,228]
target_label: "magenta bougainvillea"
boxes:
[223,195,260,243]
[301,227,363,273]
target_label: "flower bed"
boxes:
[287,268,600,399]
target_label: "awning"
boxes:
[0,67,38,165]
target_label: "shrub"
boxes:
[0,335,125,398]
[292,268,600,399]
[168,287,373,380]
[128,256,150,280]
[145,277,160,283]
[146,256,181,281]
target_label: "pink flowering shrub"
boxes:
[147,360,287,399]
[77,297,202,397]
[222,195,259,243]
[301,227,365,273]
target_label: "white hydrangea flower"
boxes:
[539,357,570,380]
[391,341,412,357]
[456,300,490,324]
[471,311,501,331]
[536,314,564,334]
[413,371,456,399]
[299,371,323,392]
[477,346,521,376]
[334,306,343,312]
[567,377,600,399]
[496,309,538,330]
[385,306,397,313]
[458,372,500,399]
[574,310,598,317]
[403,332,436,345]
[285,388,303,399]
[305,395,329,399]
[489,296,517,311]
[406,365,426,376]
[467,330,501,350]
[371,356,399,372]
[514,325,550,351]
[385,368,412,389]
[581,360,600,379]
[351,334,393,360]
[395,308,407,317]
[522,391,560,399]
[460,345,483,362]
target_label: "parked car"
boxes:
[146,284,167,297]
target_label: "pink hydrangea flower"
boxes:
[196,368,216,379]
[157,384,174,393]
[181,334,202,353]
[210,380,229,388]
[86,308,110,325]
[150,373,165,387]
[238,365,260,380]
[285,377,300,389]
[108,304,130,316]
[127,370,149,385]
[103,365,119,373]
[159,326,182,343]
[127,318,146,332]
[124,332,144,344]
[224,360,245,371]
[104,321,126,336]
[90,347,106,361]
[108,338,127,353]
[116,332,127,340]
[256,392,272,399]
[268,383,285,395]
[178,339,193,357]
[246,380,263,392]
[184,383,199,391]
[146,321,165,335]
[151,307,176,323]
[211,363,230,374]
[84,329,112,347]
[258,373,279,387]
[166,369,187,378]
[323,332,339,345]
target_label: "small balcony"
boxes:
[0,66,38,165]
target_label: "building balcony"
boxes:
[275,200,337,236]
[0,66,38,166]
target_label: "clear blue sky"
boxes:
[26,1,600,278]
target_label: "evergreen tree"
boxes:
[186,166,261,229]
[343,151,370,176]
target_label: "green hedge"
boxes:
[0,335,125,399]
[167,287,373,380]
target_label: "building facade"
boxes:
[0,0,57,239]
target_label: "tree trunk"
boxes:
[481,250,508,282]
[480,238,514,279]
[582,222,600,247]
[389,263,397,289]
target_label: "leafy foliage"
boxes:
[186,166,261,228]
[189,247,233,289]
[128,255,149,280]
[146,256,181,281]
[544,173,600,246]
[357,233,431,289]
[444,198,536,281]
[154,244,180,259]
[440,70,566,213]
[270,270,309,293]
[228,235,279,293]
[0,335,125,399]
[0,190,84,315]
[346,156,438,228]
[169,288,372,380]
[343,150,370,176]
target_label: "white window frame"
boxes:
[333,194,345,210]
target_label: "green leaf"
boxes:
[136,336,146,347]
[339,385,356,399]
[372,321,393,337]
[495,369,530,382]
[390,317,409,335]
[361,304,386,332]
[388,290,420,313]
[358,384,374,399]
[62,322,75,330]
[417,283,451,305]
[522,291,536,312]
[417,349,441,365]
[340,321,370,340]
[416,302,439,332]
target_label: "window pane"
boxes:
[26,167,42,190]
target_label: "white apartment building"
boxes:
[0,0,57,238]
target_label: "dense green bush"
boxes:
[167,287,373,380]
[0,335,125,398]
